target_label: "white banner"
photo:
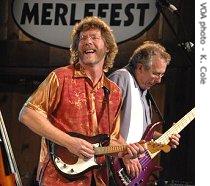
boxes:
[12,0,159,49]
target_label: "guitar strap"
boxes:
[101,87,118,185]
[146,92,165,124]
[97,86,110,133]
[103,86,111,137]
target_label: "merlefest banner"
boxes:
[12,0,159,49]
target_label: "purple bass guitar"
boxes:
[110,108,195,186]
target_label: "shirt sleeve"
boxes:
[109,113,126,145]
[108,70,130,101]
[24,72,61,118]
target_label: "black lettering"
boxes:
[200,2,207,19]
[84,4,95,17]
[201,66,207,73]
[137,3,149,26]
[200,54,207,60]
[98,4,109,18]
[41,3,53,25]
[110,4,122,26]
[124,3,135,26]
[54,3,68,25]
[20,3,39,25]
[70,4,80,25]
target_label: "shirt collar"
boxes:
[74,63,87,78]
[73,63,110,92]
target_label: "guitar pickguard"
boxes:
[48,132,109,180]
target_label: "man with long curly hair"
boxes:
[19,16,145,186]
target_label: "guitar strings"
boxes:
[156,110,194,145]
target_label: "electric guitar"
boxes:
[110,108,195,186]
[48,132,168,180]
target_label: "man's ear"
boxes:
[137,63,143,72]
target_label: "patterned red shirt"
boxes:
[25,64,122,186]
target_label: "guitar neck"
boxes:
[94,139,146,155]
[156,108,195,145]
[147,108,195,159]
[94,145,127,155]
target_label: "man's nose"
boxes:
[83,37,93,44]
[155,76,162,83]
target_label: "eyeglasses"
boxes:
[79,35,102,42]
[152,72,165,78]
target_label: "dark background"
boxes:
[0,0,194,185]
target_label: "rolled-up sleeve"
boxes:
[24,72,60,118]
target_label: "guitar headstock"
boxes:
[145,140,171,153]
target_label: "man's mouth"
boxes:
[84,49,96,54]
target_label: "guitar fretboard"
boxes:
[150,108,195,159]
[156,108,195,144]
[94,145,127,155]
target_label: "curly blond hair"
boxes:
[69,16,118,72]
[129,41,171,70]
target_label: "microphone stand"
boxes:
[156,1,194,68]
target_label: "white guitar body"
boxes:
[53,143,100,176]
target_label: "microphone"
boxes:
[157,0,179,14]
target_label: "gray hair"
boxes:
[129,41,171,70]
